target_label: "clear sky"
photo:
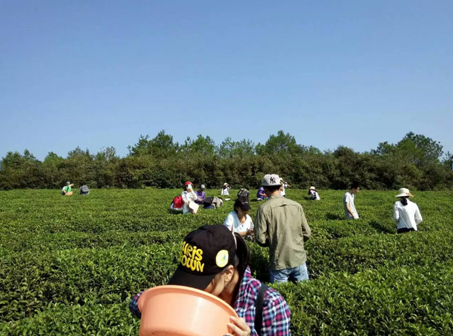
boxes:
[1,0,452,160]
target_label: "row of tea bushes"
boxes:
[2,229,453,323]
[3,262,452,335]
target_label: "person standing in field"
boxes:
[195,184,206,205]
[61,181,74,196]
[344,183,360,220]
[255,174,311,284]
[182,182,198,214]
[393,188,423,234]
[308,186,320,200]
[280,178,290,198]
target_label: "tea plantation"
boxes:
[1,189,453,335]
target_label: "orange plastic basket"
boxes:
[138,285,238,336]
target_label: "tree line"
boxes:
[1,131,452,190]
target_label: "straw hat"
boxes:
[309,186,316,190]
[395,188,413,198]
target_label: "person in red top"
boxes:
[129,225,291,335]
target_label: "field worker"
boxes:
[195,184,206,204]
[223,198,254,239]
[308,186,320,201]
[280,178,290,198]
[61,181,74,196]
[257,186,266,201]
[255,174,311,284]
[79,184,90,196]
[344,183,360,220]
[221,183,230,196]
[182,182,198,214]
[394,188,423,234]
[129,225,291,335]
[221,183,231,201]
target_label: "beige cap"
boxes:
[395,188,413,198]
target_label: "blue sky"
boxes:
[1,0,452,160]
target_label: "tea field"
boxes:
[1,189,453,335]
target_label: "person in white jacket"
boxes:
[393,188,423,234]
[182,182,198,214]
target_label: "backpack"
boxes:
[172,195,184,209]
[203,197,214,206]
[204,197,223,208]
[237,188,250,203]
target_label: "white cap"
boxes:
[262,174,282,187]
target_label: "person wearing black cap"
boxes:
[129,225,291,335]
[223,199,254,238]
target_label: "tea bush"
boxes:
[0,189,452,335]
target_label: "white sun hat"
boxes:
[309,186,316,190]
[395,188,414,198]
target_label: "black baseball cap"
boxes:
[234,199,251,211]
[168,225,236,290]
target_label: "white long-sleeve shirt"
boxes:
[182,190,197,214]
[393,200,423,230]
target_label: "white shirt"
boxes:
[182,190,197,214]
[223,211,254,234]
[310,190,321,201]
[281,183,287,197]
[343,192,359,219]
[393,200,423,230]
[221,187,230,196]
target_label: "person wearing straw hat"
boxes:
[308,186,320,201]
[255,174,311,284]
[393,188,423,234]
[129,225,291,336]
